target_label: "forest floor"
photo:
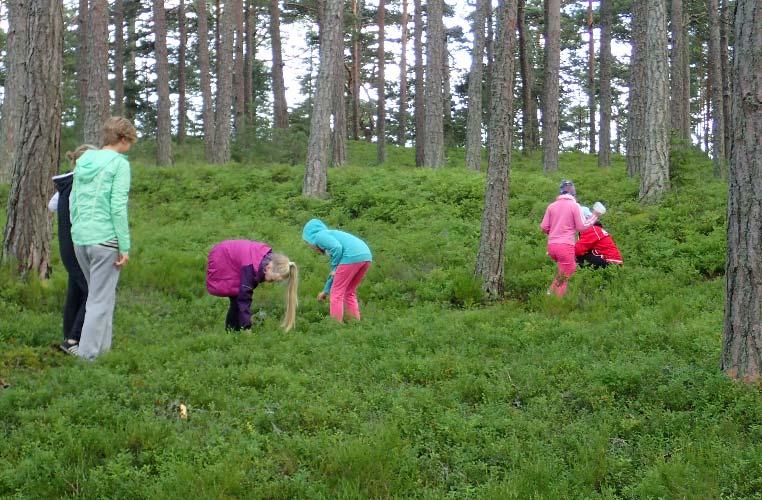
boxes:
[1,141,759,498]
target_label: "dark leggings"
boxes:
[225,298,250,331]
[63,269,88,343]
[576,253,609,269]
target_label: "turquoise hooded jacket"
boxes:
[69,149,131,252]
[302,219,372,294]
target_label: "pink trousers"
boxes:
[330,261,371,322]
[547,243,576,297]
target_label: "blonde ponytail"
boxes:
[270,253,298,332]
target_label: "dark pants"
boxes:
[225,298,250,331]
[576,253,609,269]
[63,267,88,343]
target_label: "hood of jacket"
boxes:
[302,218,328,245]
[74,149,125,183]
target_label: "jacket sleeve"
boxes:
[540,207,551,234]
[314,232,343,293]
[575,228,600,256]
[573,204,598,232]
[236,265,259,329]
[111,158,131,253]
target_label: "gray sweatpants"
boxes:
[74,245,121,360]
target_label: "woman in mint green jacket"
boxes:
[69,117,137,360]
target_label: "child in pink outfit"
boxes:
[540,180,603,296]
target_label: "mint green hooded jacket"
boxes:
[69,149,131,253]
[302,219,372,294]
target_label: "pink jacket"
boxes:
[206,240,272,297]
[540,194,598,246]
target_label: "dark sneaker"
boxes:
[59,340,79,356]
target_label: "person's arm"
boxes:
[111,158,131,254]
[540,207,551,234]
[575,228,600,256]
[573,205,598,232]
[48,192,60,213]
[236,265,259,329]
[315,233,343,294]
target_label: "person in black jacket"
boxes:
[48,144,96,354]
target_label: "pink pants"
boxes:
[547,243,576,297]
[330,261,371,322]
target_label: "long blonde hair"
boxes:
[65,144,98,167]
[270,253,298,332]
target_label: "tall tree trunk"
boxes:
[351,0,361,140]
[178,0,188,143]
[670,0,690,142]
[722,0,762,382]
[1,0,63,279]
[397,0,409,146]
[83,0,110,146]
[215,0,221,75]
[720,0,732,160]
[413,0,425,165]
[198,0,215,162]
[423,0,445,168]
[542,0,560,172]
[270,0,289,129]
[233,0,246,136]
[587,0,596,154]
[598,0,612,167]
[332,24,347,167]
[125,0,138,120]
[708,0,727,176]
[153,0,172,165]
[627,0,647,177]
[377,0,387,163]
[443,39,453,148]
[303,0,343,197]
[466,0,488,170]
[77,0,88,130]
[485,5,494,129]
[704,69,711,152]
[244,0,255,127]
[213,0,235,163]
[475,0,517,298]
[638,0,670,203]
[113,0,125,116]
[517,0,537,154]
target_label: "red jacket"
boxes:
[574,225,623,264]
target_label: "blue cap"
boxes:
[559,179,576,195]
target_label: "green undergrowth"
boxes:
[2,141,760,498]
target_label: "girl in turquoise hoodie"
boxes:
[302,219,372,322]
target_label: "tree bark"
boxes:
[332,20,347,167]
[153,0,173,165]
[466,0,488,170]
[638,0,670,203]
[485,5,493,130]
[722,0,762,382]
[708,0,727,176]
[517,0,537,155]
[83,0,110,146]
[270,0,289,129]
[1,0,63,280]
[304,0,343,197]
[77,0,88,130]
[377,0,387,163]
[627,0,647,177]
[198,0,215,162]
[670,0,690,142]
[443,38,453,149]
[113,0,125,116]
[178,0,188,143]
[213,0,235,163]
[233,0,246,136]
[542,0,560,172]
[124,0,138,120]
[720,0,732,160]
[397,0,409,146]
[475,0,517,298]
[244,0,256,126]
[598,0,612,167]
[351,0,361,140]
[413,0,425,166]
[587,0,596,154]
[423,0,445,168]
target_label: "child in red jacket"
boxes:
[575,206,623,268]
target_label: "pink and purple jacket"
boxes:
[206,240,272,327]
[540,194,599,246]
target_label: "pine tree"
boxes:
[198,0,215,163]
[598,0,612,167]
[542,0,560,172]
[377,0,387,164]
[83,0,110,145]
[423,0,445,168]
[465,0,488,171]
[270,0,289,129]
[154,0,173,165]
